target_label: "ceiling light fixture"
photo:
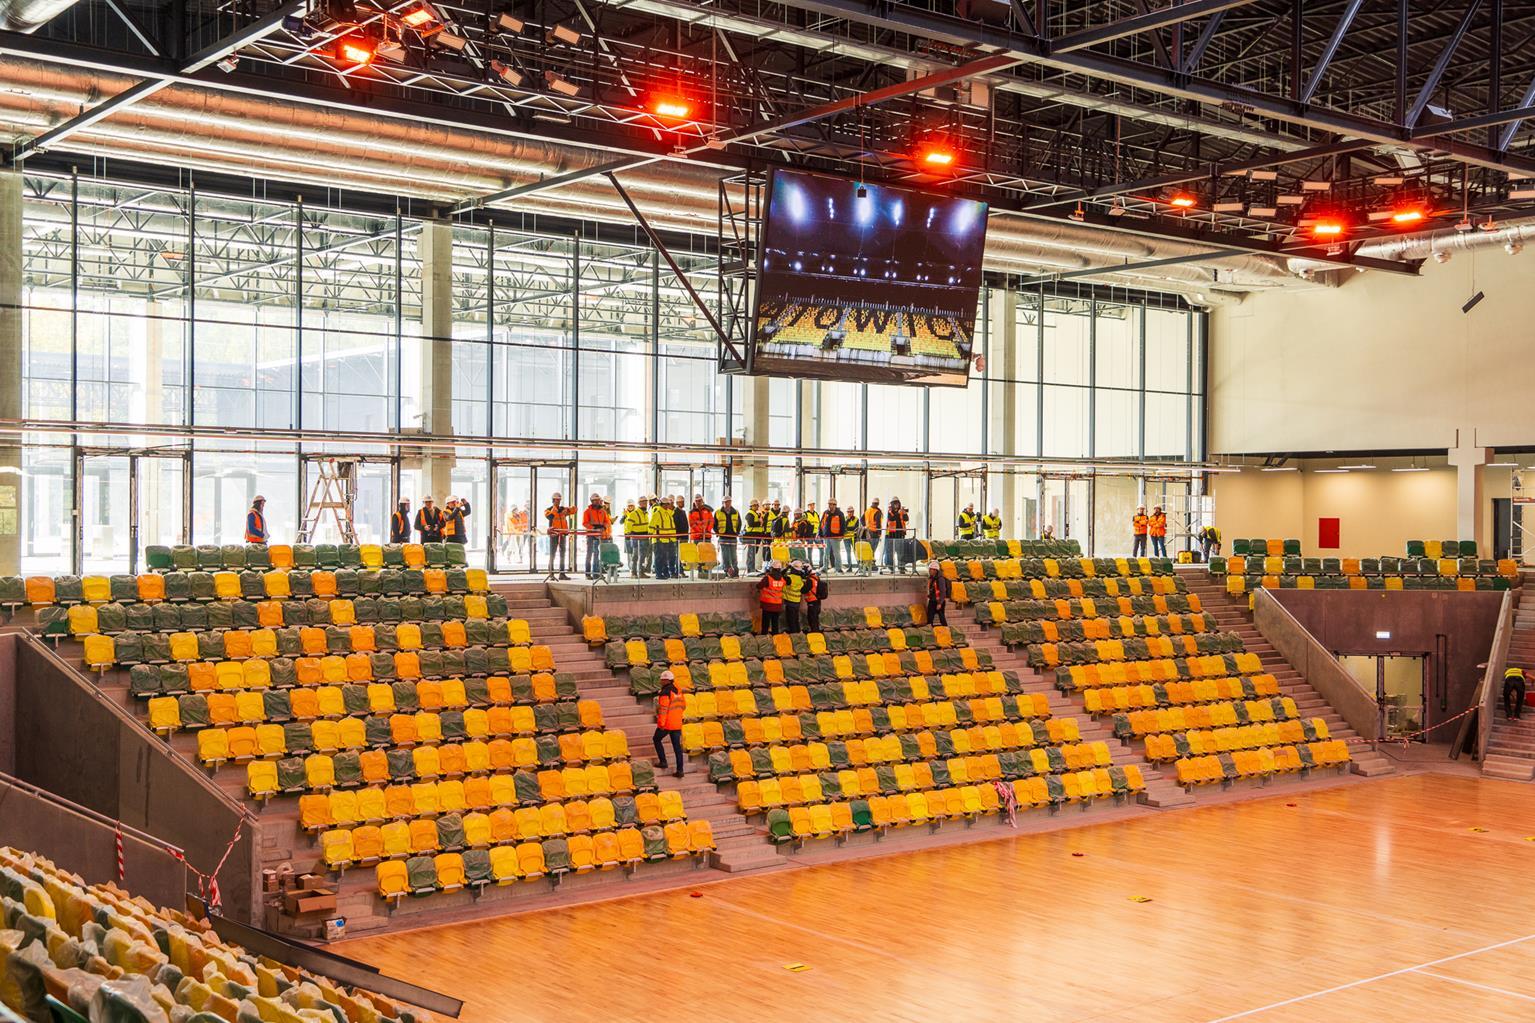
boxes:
[1167,191,1197,208]
[1337,463,1376,470]
[651,97,692,119]
[544,69,580,96]
[494,11,525,32]
[547,23,582,45]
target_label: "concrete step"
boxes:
[1483,754,1535,780]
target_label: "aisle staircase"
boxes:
[1180,571,1395,779]
[499,582,785,875]
[1483,572,1535,781]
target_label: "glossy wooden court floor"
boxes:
[337,773,1535,1023]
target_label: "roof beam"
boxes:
[1298,0,1364,106]
[453,50,1022,213]
[9,0,307,163]
[1179,11,1227,74]
[1413,103,1535,140]
[1051,0,1261,54]
[1499,75,1535,151]
[1407,0,1484,127]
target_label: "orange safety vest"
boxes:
[863,507,882,533]
[1149,513,1167,538]
[390,511,410,540]
[655,690,685,730]
[443,506,468,538]
[1132,514,1149,536]
[583,505,612,539]
[759,574,785,608]
[546,505,571,534]
[244,509,266,543]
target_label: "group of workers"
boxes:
[1130,505,1169,558]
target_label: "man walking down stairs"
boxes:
[1485,574,1535,781]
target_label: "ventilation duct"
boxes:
[0,0,85,33]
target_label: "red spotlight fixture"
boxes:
[1389,208,1425,226]
[1311,217,1346,239]
[1167,191,1196,209]
[400,3,437,28]
[651,97,692,120]
[337,37,375,66]
[920,146,956,167]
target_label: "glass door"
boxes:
[489,460,575,574]
[78,450,190,574]
[655,463,732,509]
[799,466,866,511]
[927,468,986,541]
[1041,475,1093,552]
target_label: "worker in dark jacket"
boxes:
[925,561,952,626]
[819,500,847,573]
[389,499,412,543]
[884,498,910,574]
[414,496,444,543]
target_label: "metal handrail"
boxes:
[1471,588,1516,761]
[0,769,183,855]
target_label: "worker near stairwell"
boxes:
[1505,666,1529,720]
[715,496,742,577]
[442,495,471,547]
[757,560,786,635]
[545,493,573,580]
[925,561,952,627]
[744,499,770,574]
[781,558,806,633]
[671,496,690,575]
[957,503,979,541]
[414,495,444,543]
[245,496,269,545]
[652,671,686,779]
[795,559,824,633]
[820,499,847,573]
[1131,505,1149,558]
[626,496,652,578]
[389,498,412,543]
[1149,505,1168,558]
[1199,523,1222,561]
[803,502,822,568]
[651,496,678,580]
[689,496,714,545]
[582,493,612,580]
[863,498,883,563]
[982,508,1002,540]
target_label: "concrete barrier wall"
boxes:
[548,575,928,625]
[0,773,189,911]
[1252,589,1381,741]
[8,636,262,922]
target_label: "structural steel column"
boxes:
[740,376,771,497]
[419,220,455,500]
[0,171,22,573]
[988,288,1018,532]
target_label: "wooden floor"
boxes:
[337,772,1535,1023]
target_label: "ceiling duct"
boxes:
[0,0,84,33]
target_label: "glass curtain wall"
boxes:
[16,172,1208,571]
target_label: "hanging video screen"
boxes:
[749,169,989,387]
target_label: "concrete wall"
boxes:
[1210,465,1458,557]
[1210,248,1535,455]
[549,574,927,624]
[0,775,189,911]
[7,637,261,922]
[1270,589,1504,739]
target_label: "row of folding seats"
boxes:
[629,647,992,696]
[1226,574,1510,595]
[680,696,1059,754]
[1081,674,1280,714]
[153,678,591,730]
[250,729,631,795]
[12,566,489,608]
[610,625,964,671]
[940,556,1175,584]
[322,795,687,866]
[1026,631,1247,669]
[974,592,1202,626]
[1112,696,1300,738]
[1054,651,1266,691]
[146,541,470,572]
[374,823,714,897]
[1213,555,1515,580]
[85,622,547,667]
[195,703,602,762]
[0,846,415,1023]
[766,770,1143,842]
[931,538,1082,559]
[950,574,1184,606]
[295,766,661,831]
[68,602,521,640]
[97,644,558,684]
[999,612,1211,647]
[705,718,1078,782]
[681,673,1035,722]
[1173,740,1351,785]
[1406,539,1479,559]
[1227,538,1301,557]
[588,604,932,645]
[1145,718,1330,761]
[735,744,1113,812]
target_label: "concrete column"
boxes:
[0,171,22,574]
[740,375,771,497]
[418,220,455,499]
[987,288,1018,532]
[1447,431,1489,550]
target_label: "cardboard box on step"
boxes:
[284,889,338,916]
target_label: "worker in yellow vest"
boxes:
[957,504,978,540]
[624,497,651,578]
[982,509,1002,540]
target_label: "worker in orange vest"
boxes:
[757,560,787,635]
[653,670,686,778]
[389,499,411,543]
[1148,505,1168,558]
[582,494,612,580]
[545,494,573,580]
[244,496,269,544]
[1131,505,1149,558]
[442,495,471,546]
